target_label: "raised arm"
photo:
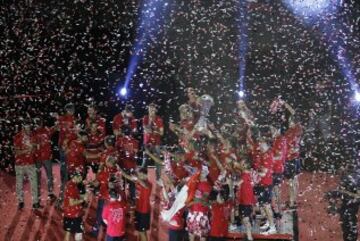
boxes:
[144,148,163,165]
[169,123,183,136]
[210,153,226,173]
[339,186,360,199]
[119,167,137,182]
[208,123,224,142]
[161,179,171,202]
[282,100,295,116]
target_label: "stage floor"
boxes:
[0,165,357,241]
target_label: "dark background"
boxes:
[1,0,359,172]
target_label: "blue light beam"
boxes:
[238,90,245,98]
[355,91,360,102]
[237,1,249,96]
[123,0,172,91]
[284,0,359,100]
[283,0,340,22]
[119,87,128,97]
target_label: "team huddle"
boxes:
[13,87,302,241]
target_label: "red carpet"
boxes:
[0,166,358,241]
[0,166,167,241]
[296,172,359,241]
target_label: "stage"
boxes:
[0,165,356,241]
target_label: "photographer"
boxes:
[325,165,360,241]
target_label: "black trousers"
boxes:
[340,198,359,241]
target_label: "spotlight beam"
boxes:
[120,87,128,97]
[238,90,245,98]
[237,0,249,96]
[355,91,360,102]
[123,0,172,91]
[284,0,359,102]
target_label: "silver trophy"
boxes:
[195,94,214,132]
[179,104,193,121]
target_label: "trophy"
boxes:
[179,104,193,121]
[194,94,214,132]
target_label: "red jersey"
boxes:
[136,181,152,213]
[86,132,104,164]
[63,180,83,218]
[66,140,86,174]
[237,172,256,205]
[58,114,75,147]
[185,151,202,170]
[209,201,232,238]
[13,131,35,165]
[208,156,220,184]
[64,131,78,150]
[171,161,189,181]
[86,115,106,138]
[97,166,118,200]
[249,143,261,170]
[116,136,139,170]
[88,131,105,147]
[272,135,288,174]
[102,201,127,237]
[285,124,303,160]
[100,147,118,164]
[112,113,137,134]
[258,151,273,187]
[180,119,195,132]
[34,127,55,161]
[190,181,212,213]
[188,100,201,122]
[143,115,163,146]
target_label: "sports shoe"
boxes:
[18,202,24,210]
[228,224,239,232]
[243,237,254,241]
[286,201,298,210]
[274,212,283,219]
[260,225,277,235]
[259,220,269,231]
[89,228,98,237]
[287,205,297,211]
[48,194,57,201]
[32,203,43,209]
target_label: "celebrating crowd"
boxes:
[13,87,302,241]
